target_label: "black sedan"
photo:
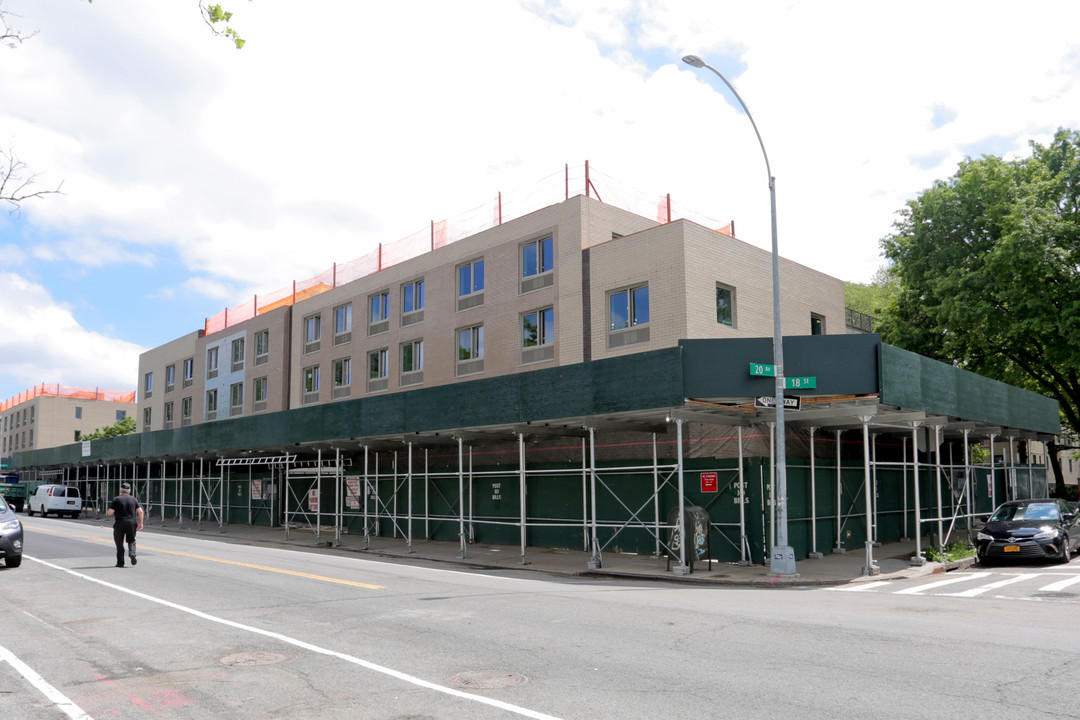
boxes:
[0,494,23,568]
[976,498,1080,565]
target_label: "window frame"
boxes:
[608,283,650,332]
[716,283,736,327]
[521,235,554,278]
[255,330,270,365]
[458,258,485,297]
[333,303,353,344]
[522,307,554,348]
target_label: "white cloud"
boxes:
[3,0,1080,399]
[0,272,143,398]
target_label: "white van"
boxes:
[27,484,83,519]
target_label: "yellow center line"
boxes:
[31,525,385,590]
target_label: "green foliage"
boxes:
[844,267,899,319]
[80,416,136,441]
[923,541,975,563]
[878,128,1080,436]
[200,1,249,49]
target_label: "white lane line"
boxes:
[830,581,893,592]
[893,572,992,595]
[0,643,94,720]
[1040,574,1080,592]
[943,574,1031,597]
[27,556,562,720]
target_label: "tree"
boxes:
[80,416,137,441]
[200,2,249,50]
[878,128,1080,494]
[0,143,64,213]
[844,267,900,323]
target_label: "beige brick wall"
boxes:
[136,195,846,425]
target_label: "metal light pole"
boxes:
[683,54,795,575]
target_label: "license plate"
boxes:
[67,500,75,505]
[1004,545,1020,552]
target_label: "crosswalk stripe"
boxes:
[1039,574,1080,592]
[832,581,893,592]
[943,573,1031,597]
[893,572,992,594]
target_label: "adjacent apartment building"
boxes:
[0,385,136,458]
[136,194,846,431]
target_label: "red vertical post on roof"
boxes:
[585,160,590,199]
[431,221,435,251]
[565,164,569,200]
[667,193,672,223]
[498,192,503,225]
[292,280,296,306]
[378,243,383,271]
[333,263,337,288]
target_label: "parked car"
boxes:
[26,484,82,519]
[976,498,1080,565]
[0,494,24,568]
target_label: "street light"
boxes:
[682,54,795,575]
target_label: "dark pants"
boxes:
[113,521,137,565]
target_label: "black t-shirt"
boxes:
[110,494,141,525]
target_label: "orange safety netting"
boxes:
[1,384,136,413]
[203,162,739,336]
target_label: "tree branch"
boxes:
[0,144,64,214]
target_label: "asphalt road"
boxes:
[3,517,1079,720]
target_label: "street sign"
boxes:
[749,363,776,377]
[751,363,816,389]
[755,395,802,410]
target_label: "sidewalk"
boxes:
[75,511,966,587]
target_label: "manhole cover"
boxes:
[450,671,528,689]
[219,651,294,667]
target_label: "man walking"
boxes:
[107,482,144,568]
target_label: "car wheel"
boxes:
[72,512,80,520]
[1060,538,1072,564]
[39,506,48,518]
[26,505,33,517]
[5,555,22,568]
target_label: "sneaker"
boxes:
[131,554,137,566]
[115,563,124,568]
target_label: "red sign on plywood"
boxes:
[701,472,718,493]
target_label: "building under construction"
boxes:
[12,185,1059,576]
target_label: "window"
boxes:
[370,291,389,322]
[716,284,736,327]
[207,347,219,379]
[304,314,322,353]
[144,372,153,398]
[230,382,244,416]
[183,358,194,387]
[608,284,650,349]
[303,365,320,403]
[75,406,83,419]
[116,410,127,422]
[610,284,649,331]
[334,304,353,344]
[143,407,151,428]
[368,349,388,379]
[164,401,174,424]
[74,430,80,442]
[29,406,34,422]
[811,313,825,335]
[403,279,425,314]
[253,377,269,411]
[333,357,352,387]
[255,330,270,365]
[522,236,553,277]
[457,325,485,375]
[166,364,176,391]
[458,259,484,296]
[402,339,424,374]
[182,397,192,420]
[206,389,218,417]
[232,338,245,372]
[522,307,554,347]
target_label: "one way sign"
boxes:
[755,395,802,411]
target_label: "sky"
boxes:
[2,0,1080,403]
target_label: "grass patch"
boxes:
[921,542,976,563]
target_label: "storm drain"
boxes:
[219,651,294,666]
[450,671,528,689]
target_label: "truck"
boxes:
[0,476,43,513]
